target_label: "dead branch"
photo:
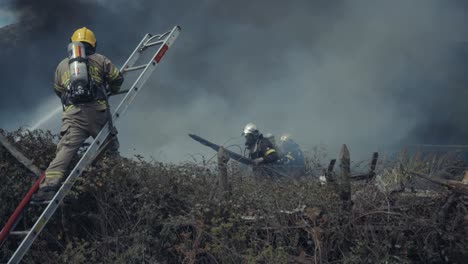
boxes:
[0,133,42,177]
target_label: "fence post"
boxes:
[368,152,379,181]
[218,147,230,195]
[324,159,336,183]
[339,144,352,211]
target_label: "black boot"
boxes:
[31,185,60,202]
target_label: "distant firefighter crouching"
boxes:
[278,134,306,177]
[242,123,279,177]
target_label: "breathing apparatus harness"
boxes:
[62,41,118,136]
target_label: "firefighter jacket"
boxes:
[248,135,279,164]
[54,52,124,108]
[280,140,305,167]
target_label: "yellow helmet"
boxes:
[71,27,97,48]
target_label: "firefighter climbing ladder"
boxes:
[2,25,181,264]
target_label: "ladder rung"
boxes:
[10,230,30,236]
[143,40,164,48]
[30,200,51,205]
[113,89,129,96]
[123,64,147,72]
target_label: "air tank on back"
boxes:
[67,41,89,96]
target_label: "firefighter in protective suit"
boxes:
[33,27,124,202]
[264,133,276,149]
[242,123,279,176]
[278,134,306,177]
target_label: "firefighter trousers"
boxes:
[40,102,118,188]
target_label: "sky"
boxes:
[0,1,16,27]
[1,0,468,164]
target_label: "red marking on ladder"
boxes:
[154,44,169,63]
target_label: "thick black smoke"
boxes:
[1,0,102,125]
[1,0,468,162]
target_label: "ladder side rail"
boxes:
[8,126,112,264]
[90,28,178,165]
[112,26,180,122]
[8,25,181,264]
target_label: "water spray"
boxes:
[30,105,61,130]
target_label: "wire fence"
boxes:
[180,141,468,185]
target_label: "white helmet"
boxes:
[280,133,291,142]
[242,122,258,136]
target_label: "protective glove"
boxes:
[253,157,264,166]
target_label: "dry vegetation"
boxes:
[1,128,467,263]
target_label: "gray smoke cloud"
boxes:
[1,0,468,162]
